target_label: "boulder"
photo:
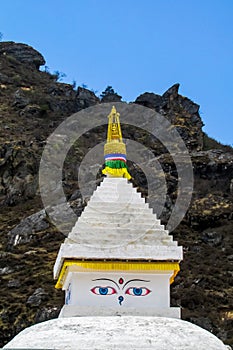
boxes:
[101,93,122,103]
[7,210,50,247]
[34,307,60,323]
[19,104,43,118]
[135,92,164,111]
[76,87,99,109]
[7,279,21,288]
[0,42,45,69]
[12,89,30,109]
[26,288,48,307]
[201,231,223,247]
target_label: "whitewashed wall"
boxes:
[64,271,173,309]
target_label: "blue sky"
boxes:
[0,0,232,145]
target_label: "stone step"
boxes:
[92,193,143,203]
[140,235,177,245]
[70,226,170,238]
[89,198,148,206]
[95,184,141,197]
[78,213,160,225]
[98,178,131,184]
[95,183,139,191]
[69,236,177,247]
[57,242,183,264]
[91,189,145,196]
[73,221,164,231]
[84,202,153,213]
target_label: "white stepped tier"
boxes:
[54,243,183,278]
[54,177,182,275]
[78,214,161,225]
[71,222,165,231]
[69,177,172,247]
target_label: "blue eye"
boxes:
[91,286,117,295]
[133,288,142,296]
[99,287,108,295]
[125,287,151,296]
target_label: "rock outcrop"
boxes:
[135,83,204,151]
[76,86,100,110]
[0,42,45,69]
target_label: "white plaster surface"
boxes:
[59,305,181,318]
[4,316,229,350]
[54,243,183,278]
[68,177,178,248]
[63,271,172,310]
[54,177,182,278]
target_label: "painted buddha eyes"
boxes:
[91,278,151,301]
[125,287,151,296]
[91,286,117,295]
[91,286,151,296]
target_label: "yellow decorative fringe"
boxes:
[102,166,131,180]
[55,260,180,288]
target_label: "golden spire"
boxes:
[102,106,131,179]
[104,106,126,156]
[107,106,122,142]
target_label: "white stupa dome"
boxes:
[4,316,229,350]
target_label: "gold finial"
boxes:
[104,106,126,156]
[107,106,123,143]
[102,106,131,179]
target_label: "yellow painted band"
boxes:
[55,260,180,289]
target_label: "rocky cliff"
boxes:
[0,42,232,347]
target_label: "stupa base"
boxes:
[4,316,229,350]
[59,305,181,318]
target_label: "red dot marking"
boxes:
[119,278,124,284]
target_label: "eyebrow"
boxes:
[123,279,150,289]
[92,278,119,290]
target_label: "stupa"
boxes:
[4,106,230,350]
[54,106,182,318]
